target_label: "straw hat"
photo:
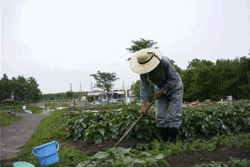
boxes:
[129,48,162,74]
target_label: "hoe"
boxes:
[114,96,157,148]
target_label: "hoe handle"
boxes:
[114,97,157,148]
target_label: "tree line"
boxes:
[0,74,42,102]
[128,39,250,102]
[41,91,88,101]
[181,56,250,101]
[3,39,248,103]
[131,56,250,102]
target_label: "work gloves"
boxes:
[155,91,163,99]
[141,91,162,116]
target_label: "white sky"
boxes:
[1,0,250,94]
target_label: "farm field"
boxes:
[0,101,249,167]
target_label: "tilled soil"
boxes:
[163,147,250,167]
[68,128,250,167]
[69,136,157,156]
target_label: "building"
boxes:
[87,82,136,104]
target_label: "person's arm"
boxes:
[140,74,150,104]
[140,74,150,115]
[159,57,178,95]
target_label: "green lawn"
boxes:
[0,105,44,114]
[0,112,23,126]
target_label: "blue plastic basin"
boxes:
[32,141,59,166]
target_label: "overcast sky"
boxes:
[1,0,250,94]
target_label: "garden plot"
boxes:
[62,102,250,167]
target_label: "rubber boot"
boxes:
[158,127,168,143]
[167,127,178,145]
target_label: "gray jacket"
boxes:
[140,56,183,104]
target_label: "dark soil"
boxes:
[68,127,250,167]
[69,136,157,156]
[163,147,250,167]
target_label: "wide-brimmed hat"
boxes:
[129,48,162,74]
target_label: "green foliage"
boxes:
[171,59,182,74]
[81,103,126,110]
[75,131,250,167]
[131,80,140,101]
[90,71,119,105]
[228,157,250,167]
[182,56,250,101]
[0,74,42,102]
[86,96,95,102]
[76,147,168,167]
[0,105,44,114]
[152,133,250,159]
[62,104,160,143]
[194,157,250,167]
[41,91,88,101]
[130,80,156,103]
[126,38,159,61]
[179,102,250,139]
[66,91,74,100]
[63,102,250,144]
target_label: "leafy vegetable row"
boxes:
[62,105,160,143]
[194,157,250,167]
[62,102,250,144]
[76,147,168,167]
[76,131,250,166]
[179,102,250,138]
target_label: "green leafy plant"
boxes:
[76,147,168,167]
[62,102,250,144]
[194,157,250,167]
[62,104,160,144]
[179,102,250,139]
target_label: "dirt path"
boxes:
[0,108,50,160]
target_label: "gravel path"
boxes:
[0,107,50,160]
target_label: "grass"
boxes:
[0,105,44,114]
[0,108,88,167]
[0,112,22,126]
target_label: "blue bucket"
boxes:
[32,141,59,166]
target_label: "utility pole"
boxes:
[70,83,73,107]
[79,83,83,107]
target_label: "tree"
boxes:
[1,74,10,99]
[87,96,95,102]
[2,73,9,81]
[131,80,140,100]
[27,77,41,102]
[90,71,119,105]
[182,59,216,101]
[126,38,160,103]
[131,80,155,103]
[239,56,250,99]
[0,74,42,102]
[171,60,182,74]
[66,91,73,100]
[126,38,159,61]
